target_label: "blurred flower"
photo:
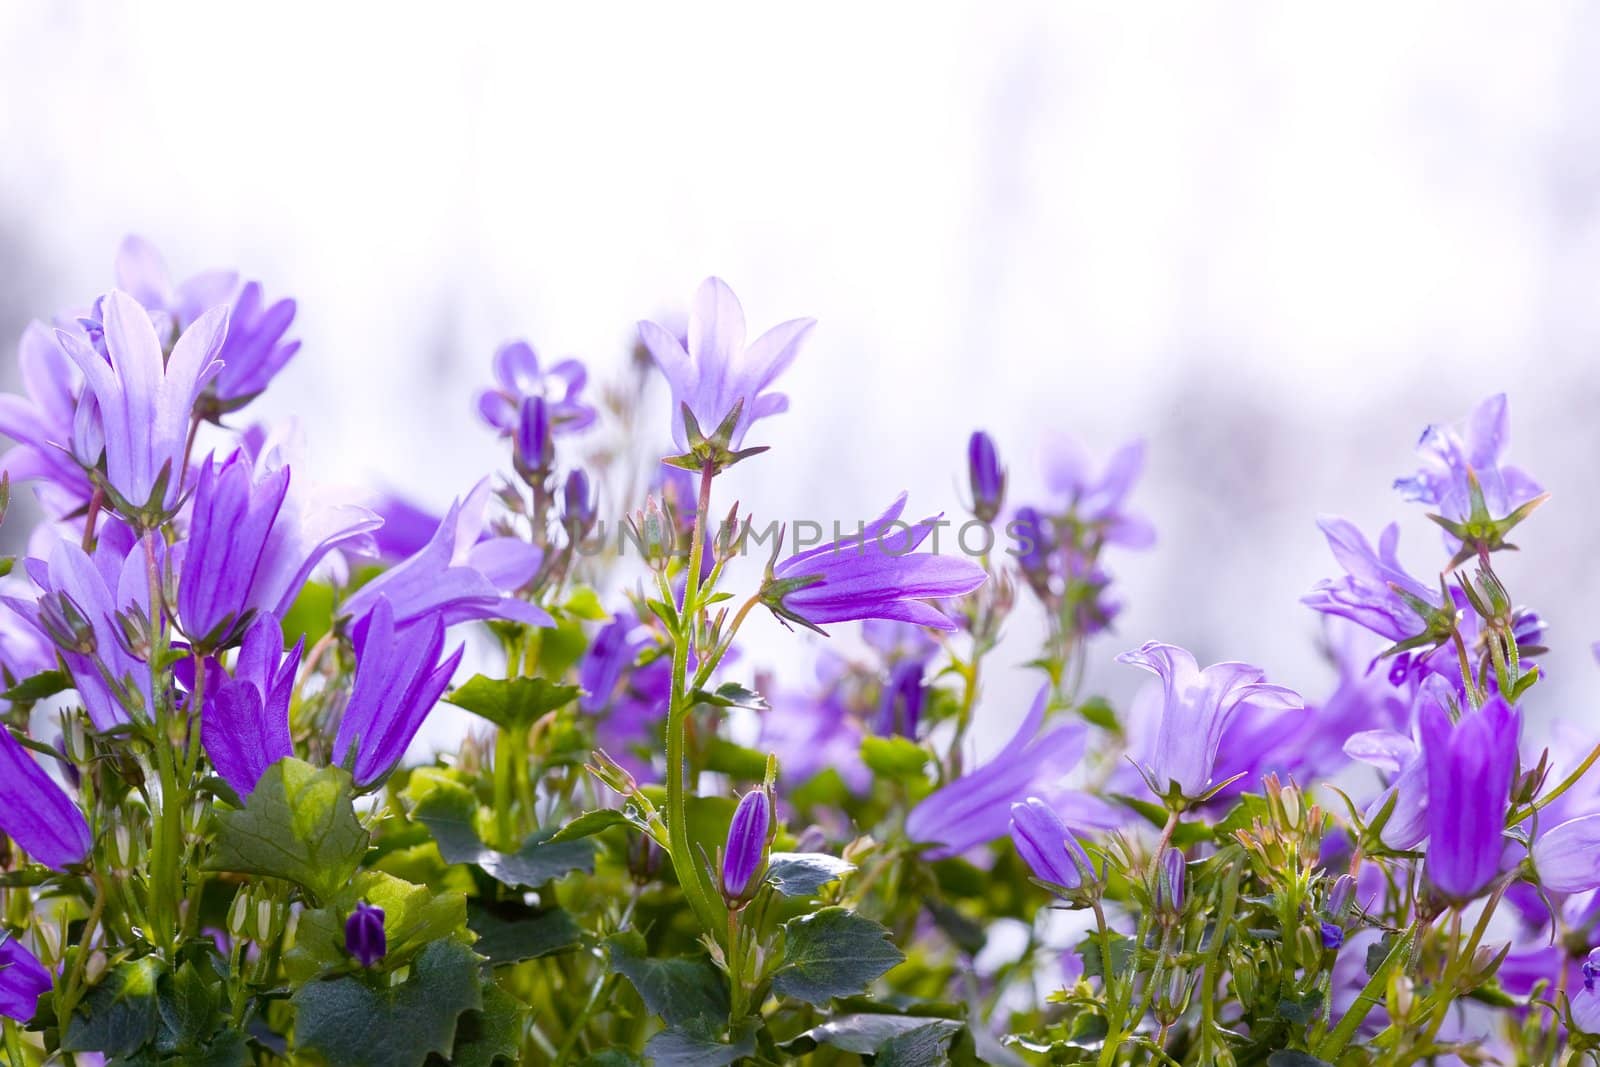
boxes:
[1041,436,1153,549]
[178,452,290,648]
[0,725,90,871]
[365,491,443,563]
[1320,921,1345,951]
[721,789,773,904]
[201,614,303,798]
[0,937,51,1022]
[763,493,985,632]
[344,901,386,968]
[513,395,553,478]
[476,340,594,435]
[1574,950,1600,1034]
[0,322,95,510]
[1421,693,1519,902]
[1009,797,1094,893]
[1303,518,1442,646]
[578,614,671,780]
[1115,641,1301,801]
[1395,394,1541,526]
[861,618,939,666]
[637,277,814,452]
[967,430,1005,523]
[758,673,868,795]
[334,596,464,787]
[874,659,925,739]
[563,469,597,537]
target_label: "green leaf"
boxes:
[764,852,854,896]
[207,758,369,903]
[689,682,768,712]
[577,1053,643,1067]
[450,981,529,1067]
[63,956,163,1057]
[280,580,336,652]
[876,1020,962,1066]
[411,775,595,888]
[562,586,608,621]
[1277,989,1325,1026]
[1,669,70,703]
[1077,932,1135,980]
[468,902,583,964]
[1267,1054,1334,1067]
[642,1019,757,1067]
[703,738,771,780]
[604,930,729,1028]
[784,1013,962,1055]
[284,871,468,981]
[860,736,929,780]
[291,939,483,1067]
[155,962,220,1053]
[548,808,630,843]
[445,674,581,730]
[772,907,905,1007]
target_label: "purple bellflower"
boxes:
[56,290,225,516]
[577,614,672,781]
[343,479,552,631]
[1421,693,1519,902]
[514,395,553,477]
[201,614,303,799]
[1530,813,1600,895]
[1574,950,1600,1035]
[1345,715,1431,851]
[907,687,1096,859]
[1157,848,1187,912]
[1303,518,1444,646]
[967,431,1005,523]
[0,937,52,1022]
[763,493,986,633]
[637,277,814,453]
[334,596,464,787]
[1395,394,1542,527]
[178,452,291,648]
[0,322,95,510]
[1115,642,1302,801]
[345,901,386,968]
[476,340,595,436]
[562,469,597,537]
[721,788,773,904]
[0,725,91,871]
[875,659,926,738]
[1041,436,1154,549]
[1009,797,1094,893]
[365,492,444,563]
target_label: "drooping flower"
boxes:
[201,614,303,798]
[0,725,91,871]
[342,479,552,630]
[334,596,464,787]
[56,290,225,515]
[1041,435,1154,549]
[344,901,386,969]
[0,322,95,510]
[1395,394,1541,526]
[763,493,986,633]
[1531,814,1600,895]
[178,453,291,648]
[1009,797,1094,893]
[0,937,52,1022]
[1303,518,1443,646]
[967,431,1005,523]
[637,278,814,453]
[1421,693,1519,901]
[475,340,595,436]
[721,789,773,904]
[1115,642,1302,801]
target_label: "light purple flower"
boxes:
[114,235,238,331]
[1115,642,1302,800]
[1344,720,1430,851]
[721,789,773,903]
[365,492,443,563]
[201,613,303,798]
[476,341,595,435]
[0,322,95,509]
[1009,797,1094,892]
[1303,518,1441,645]
[874,660,926,739]
[56,290,225,514]
[1532,814,1600,895]
[578,614,671,781]
[1395,394,1541,525]
[638,278,814,452]
[765,493,986,632]
[0,725,91,872]
[342,479,552,630]
[1576,950,1600,1034]
[1041,436,1154,549]
[907,687,1091,859]
[1421,693,1519,901]
[0,937,52,1022]
[334,596,464,787]
[178,452,290,648]
[758,682,868,795]
[967,431,1005,523]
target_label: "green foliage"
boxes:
[207,758,369,903]
[772,907,905,1006]
[444,674,581,730]
[604,930,729,1028]
[408,772,595,887]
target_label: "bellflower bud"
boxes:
[967,431,1005,523]
[515,395,554,478]
[1320,920,1345,951]
[721,789,773,905]
[563,468,597,538]
[1328,873,1357,917]
[345,901,386,969]
[1157,848,1186,913]
[1009,798,1095,895]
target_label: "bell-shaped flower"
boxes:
[345,901,387,969]
[0,726,91,871]
[763,493,985,633]
[334,596,464,787]
[201,614,303,799]
[967,431,1005,523]
[0,937,52,1022]
[1303,518,1444,646]
[637,277,814,454]
[1420,693,1519,902]
[1009,797,1095,894]
[178,452,291,648]
[1395,394,1541,527]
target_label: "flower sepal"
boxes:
[663,401,768,475]
[1427,468,1550,569]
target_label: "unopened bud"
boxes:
[1156,848,1186,913]
[720,788,774,906]
[84,949,107,985]
[967,431,1006,524]
[228,893,251,938]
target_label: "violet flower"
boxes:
[763,493,986,633]
[0,725,91,871]
[1303,518,1442,645]
[758,682,869,796]
[334,596,464,787]
[201,614,303,799]
[1115,641,1301,801]
[514,395,553,478]
[721,789,773,904]
[0,322,96,510]
[56,290,225,515]
[345,901,386,968]
[1157,848,1186,912]
[578,614,672,780]
[476,341,595,436]
[1009,797,1094,893]
[1531,814,1600,895]
[1395,394,1541,526]
[907,687,1095,859]
[178,452,291,648]
[562,469,597,537]
[342,479,552,630]
[967,431,1005,523]
[1575,950,1600,1035]
[875,660,926,739]
[1421,693,1519,902]
[1041,436,1154,549]
[0,937,52,1022]
[637,277,814,452]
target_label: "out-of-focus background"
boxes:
[2,3,1598,748]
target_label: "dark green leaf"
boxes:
[284,871,468,980]
[604,930,728,1028]
[291,939,483,1067]
[876,1020,962,1066]
[450,981,528,1067]
[577,1053,643,1067]
[207,758,369,903]
[2,669,70,703]
[1077,932,1135,980]
[772,907,905,1006]
[784,1013,961,1055]
[411,776,595,888]
[468,903,582,964]
[764,852,854,896]
[642,1019,757,1067]
[1267,1053,1334,1067]
[689,682,768,711]
[155,962,220,1052]
[446,674,580,730]
[1277,989,1325,1026]
[63,957,163,1057]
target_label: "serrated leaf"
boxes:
[450,981,528,1067]
[468,903,582,964]
[772,908,905,1006]
[642,1019,757,1067]
[291,939,483,1067]
[764,852,854,896]
[445,674,581,730]
[784,1013,962,1055]
[604,930,729,1028]
[207,758,369,903]
[284,871,468,981]
[411,775,595,888]
[876,1020,962,1066]
[62,956,163,1057]
[860,736,929,780]
[1077,932,1134,980]
[155,962,220,1053]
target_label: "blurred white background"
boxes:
[2,2,1598,749]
